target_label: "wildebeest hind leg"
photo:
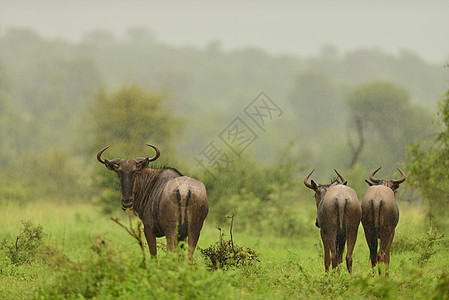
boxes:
[379,229,395,276]
[363,226,377,268]
[187,221,204,259]
[383,229,395,265]
[323,243,331,273]
[164,224,177,252]
[346,231,357,274]
[165,234,176,252]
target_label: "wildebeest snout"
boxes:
[121,197,134,210]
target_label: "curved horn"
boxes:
[304,169,316,190]
[393,168,407,184]
[365,179,373,186]
[334,169,347,185]
[146,144,160,162]
[97,146,111,164]
[369,167,382,183]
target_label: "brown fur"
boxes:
[304,170,362,273]
[361,185,398,269]
[362,168,405,273]
[97,145,209,258]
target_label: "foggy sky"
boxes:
[1,0,449,63]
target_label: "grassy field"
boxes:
[0,200,448,299]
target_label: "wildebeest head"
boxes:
[364,167,406,194]
[304,169,347,208]
[97,144,160,210]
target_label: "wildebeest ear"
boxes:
[365,179,373,186]
[391,182,400,192]
[136,158,150,170]
[311,180,318,191]
[105,160,118,171]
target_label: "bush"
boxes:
[431,272,449,300]
[200,140,307,237]
[406,87,449,229]
[200,215,260,271]
[37,235,241,299]
[392,227,445,268]
[1,221,46,266]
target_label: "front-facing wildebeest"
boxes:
[362,167,406,272]
[304,169,361,273]
[97,144,209,258]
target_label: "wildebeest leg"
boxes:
[321,231,331,273]
[163,220,177,253]
[383,229,395,265]
[165,233,176,253]
[143,226,157,257]
[377,231,387,275]
[346,229,358,274]
[324,237,338,271]
[322,232,338,272]
[363,225,377,268]
[187,220,204,259]
[323,243,331,273]
[330,245,338,271]
[379,229,395,276]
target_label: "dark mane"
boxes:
[150,164,183,176]
[330,176,342,185]
[164,167,183,176]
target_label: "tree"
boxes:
[346,81,435,169]
[406,86,449,228]
[87,84,181,157]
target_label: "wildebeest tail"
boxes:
[335,200,347,258]
[369,199,381,266]
[176,189,191,243]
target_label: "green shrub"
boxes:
[200,215,260,271]
[1,221,46,266]
[392,227,445,266]
[431,271,449,300]
[406,88,449,229]
[201,140,305,225]
[37,235,241,299]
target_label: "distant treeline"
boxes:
[0,27,446,199]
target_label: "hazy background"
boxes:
[2,3,449,298]
[0,0,448,193]
[2,0,449,63]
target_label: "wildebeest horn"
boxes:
[97,145,111,164]
[393,168,406,184]
[304,169,316,190]
[365,179,374,186]
[146,144,160,162]
[334,169,347,185]
[135,144,161,163]
[369,167,382,183]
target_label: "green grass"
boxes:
[0,200,448,299]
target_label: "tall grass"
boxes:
[0,200,448,299]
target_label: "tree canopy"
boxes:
[87,84,181,159]
[406,87,449,227]
[346,80,435,169]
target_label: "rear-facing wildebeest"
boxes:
[304,169,361,273]
[362,167,406,272]
[97,144,209,258]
